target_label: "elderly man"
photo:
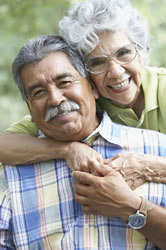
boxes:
[0,35,166,249]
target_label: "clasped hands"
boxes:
[66,142,166,217]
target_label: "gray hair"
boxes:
[59,0,150,64]
[12,35,88,101]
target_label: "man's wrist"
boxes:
[128,197,148,229]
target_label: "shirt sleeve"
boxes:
[0,166,15,249]
[6,115,38,137]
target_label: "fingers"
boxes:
[74,188,93,215]
[74,189,88,204]
[104,158,113,165]
[73,183,92,208]
[72,171,96,185]
[90,162,113,177]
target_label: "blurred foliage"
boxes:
[131,0,166,66]
[0,0,70,132]
[0,0,166,132]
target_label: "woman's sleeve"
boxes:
[6,115,38,137]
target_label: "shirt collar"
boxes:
[82,112,122,146]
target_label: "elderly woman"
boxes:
[1,0,166,189]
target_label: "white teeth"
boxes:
[111,80,129,90]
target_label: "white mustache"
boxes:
[45,101,80,122]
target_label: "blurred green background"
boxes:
[0,0,166,132]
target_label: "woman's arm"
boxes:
[0,131,69,165]
[0,115,103,169]
[0,131,103,170]
[1,117,166,185]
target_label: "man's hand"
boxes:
[72,163,141,221]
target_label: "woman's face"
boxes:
[86,31,143,107]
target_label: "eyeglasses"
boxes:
[85,43,138,74]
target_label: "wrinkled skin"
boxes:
[104,153,166,189]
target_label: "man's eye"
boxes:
[59,81,71,87]
[33,89,46,97]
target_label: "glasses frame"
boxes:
[85,43,138,75]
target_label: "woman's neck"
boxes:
[132,86,145,118]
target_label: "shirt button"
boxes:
[123,113,129,117]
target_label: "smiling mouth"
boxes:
[109,79,130,90]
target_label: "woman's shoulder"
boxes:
[142,66,166,90]
[146,66,166,76]
[6,115,38,137]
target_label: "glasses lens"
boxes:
[115,44,136,64]
[87,57,108,74]
[86,44,137,74]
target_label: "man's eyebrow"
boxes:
[54,73,73,81]
[26,83,42,97]
[26,73,74,97]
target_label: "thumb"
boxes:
[72,171,96,185]
[91,162,112,176]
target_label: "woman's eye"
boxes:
[117,49,130,57]
[90,59,105,67]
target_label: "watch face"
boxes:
[128,213,147,229]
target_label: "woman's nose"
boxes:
[106,60,125,78]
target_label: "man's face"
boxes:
[21,52,99,141]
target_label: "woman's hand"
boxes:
[104,153,166,189]
[66,142,104,172]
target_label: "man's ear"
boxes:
[89,79,99,100]
[26,102,34,122]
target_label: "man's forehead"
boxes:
[43,51,72,65]
[22,51,80,81]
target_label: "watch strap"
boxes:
[139,196,148,216]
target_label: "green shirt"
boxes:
[7,115,38,137]
[7,66,166,135]
[97,66,166,133]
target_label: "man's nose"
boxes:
[106,60,125,78]
[47,86,66,107]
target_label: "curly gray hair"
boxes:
[59,0,150,64]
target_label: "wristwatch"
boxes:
[128,197,148,229]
